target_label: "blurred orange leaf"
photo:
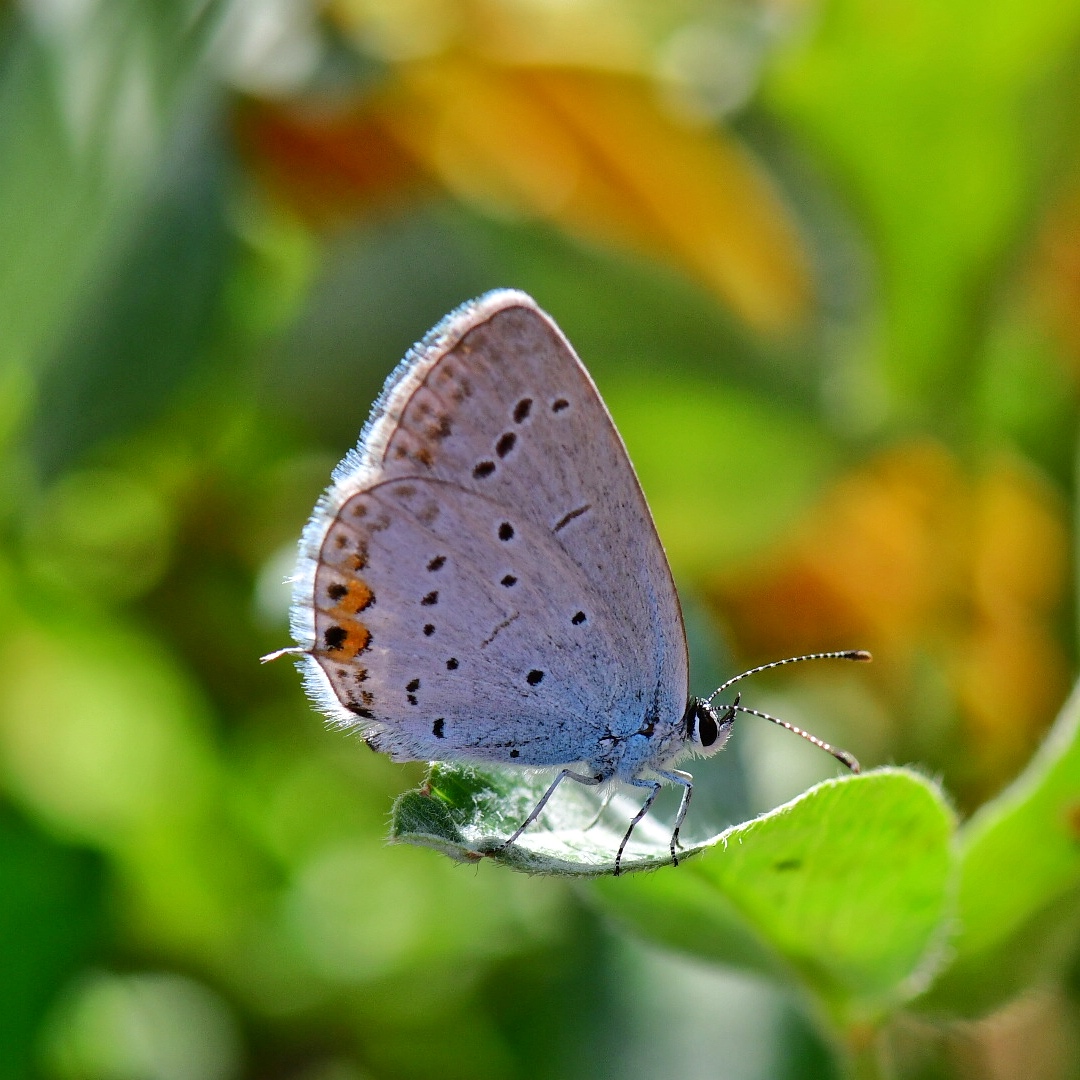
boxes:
[708,443,1070,804]
[236,100,431,219]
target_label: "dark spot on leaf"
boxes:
[774,859,802,872]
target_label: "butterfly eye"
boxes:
[688,698,736,753]
[696,703,720,748]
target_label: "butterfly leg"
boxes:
[615,778,664,876]
[653,769,693,860]
[500,768,602,851]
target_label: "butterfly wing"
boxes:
[290,290,689,769]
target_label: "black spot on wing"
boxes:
[553,504,591,532]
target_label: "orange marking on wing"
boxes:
[321,616,371,659]
[340,578,374,613]
[346,620,371,656]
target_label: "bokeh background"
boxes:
[3,1,1080,1078]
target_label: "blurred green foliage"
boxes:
[3,1,1080,1079]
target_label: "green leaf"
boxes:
[593,769,955,1025]
[765,0,1080,418]
[392,764,956,1022]
[390,762,722,877]
[0,808,106,1080]
[916,682,1080,1017]
[30,112,234,477]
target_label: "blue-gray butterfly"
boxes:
[265,290,866,874]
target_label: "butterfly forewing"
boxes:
[292,291,689,768]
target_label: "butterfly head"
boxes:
[682,695,737,758]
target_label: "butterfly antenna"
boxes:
[708,650,871,700]
[730,703,861,773]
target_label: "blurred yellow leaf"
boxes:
[333,0,694,71]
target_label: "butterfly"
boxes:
[264,290,865,874]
